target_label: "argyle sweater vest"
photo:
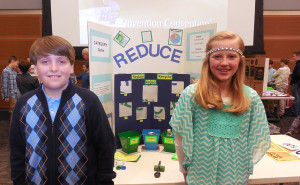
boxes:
[21,93,87,184]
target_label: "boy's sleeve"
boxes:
[89,97,116,184]
[294,63,300,78]
[1,70,8,99]
[272,69,280,78]
[76,73,82,79]
[247,90,271,174]
[9,100,27,184]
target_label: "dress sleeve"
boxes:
[169,85,195,171]
[247,89,271,174]
[174,132,187,174]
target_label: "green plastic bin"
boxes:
[118,131,141,154]
[161,130,175,153]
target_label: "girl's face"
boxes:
[209,39,244,87]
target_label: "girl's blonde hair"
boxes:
[195,30,249,115]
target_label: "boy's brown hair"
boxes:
[18,61,31,74]
[29,36,75,65]
[280,57,290,65]
[83,61,89,69]
[293,51,300,56]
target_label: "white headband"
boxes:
[206,46,243,56]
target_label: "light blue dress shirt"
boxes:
[42,85,61,122]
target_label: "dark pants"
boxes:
[290,83,300,115]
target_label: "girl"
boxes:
[170,31,271,185]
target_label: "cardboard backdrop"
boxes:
[114,73,190,147]
[87,21,216,140]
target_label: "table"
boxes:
[248,135,300,184]
[114,135,300,185]
[114,145,185,185]
[261,94,295,121]
[261,90,294,101]
[261,95,295,101]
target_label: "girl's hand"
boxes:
[183,173,188,185]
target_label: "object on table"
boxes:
[161,130,176,153]
[268,123,280,135]
[114,151,141,162]
[154,161,163,178]
[142,129,161,150]
[171,153,178,160]
[167,129,173,136]
[118,131,141,153]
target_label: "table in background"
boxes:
[261,95,295,101]
[261,94,295,121]
[114,135,300,185]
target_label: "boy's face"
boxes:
[269,64,273,69]
[34,54,74,97]
[82,52,89,61]
[11,60,19,70]
[292,54,300,61]
[82,65,88,72]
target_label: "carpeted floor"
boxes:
[0,110,299,185]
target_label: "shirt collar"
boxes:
[42,84,61,103]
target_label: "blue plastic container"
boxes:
[142,129,161,150]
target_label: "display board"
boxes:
[114,73,190,147]
[245,58,269,96]
[87,22,216,148]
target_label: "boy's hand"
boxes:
[4,98,9,102]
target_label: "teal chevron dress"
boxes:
[170,84,271,185]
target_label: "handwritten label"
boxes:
[145,136,157,143]
[157,74,173,80]
[132,74,145,80]
[280,143,300,150]
[164,138,174,144]
[145,79,157,85]
[292,150,300,158]
[130,137,140,145]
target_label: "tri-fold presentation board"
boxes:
[87,21,216,144]
[114,73,190,147]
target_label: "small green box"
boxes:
[118,131,141,154]
[161,130,175,153]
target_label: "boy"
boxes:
[76,62,90,89]
[272,57,291,117]
[10,36,116,184]
[290,51,300,116]
[1,56,20,120]
[16,60,40,95]
[267,60,276,87]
